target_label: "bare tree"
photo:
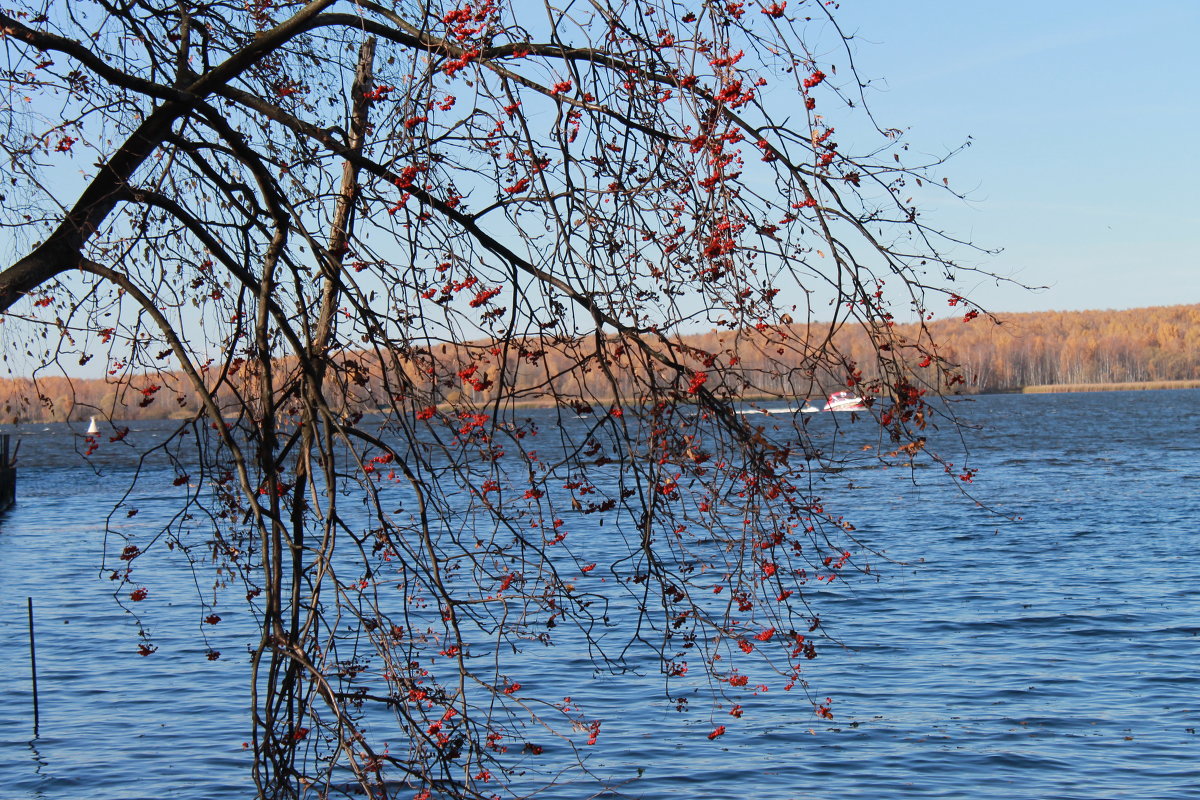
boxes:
[0,1,987,797]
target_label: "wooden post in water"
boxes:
[0,433,14,511]
[28,597,39,736]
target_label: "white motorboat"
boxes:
[821,391,865,412]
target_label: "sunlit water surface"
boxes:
[2,390,1198,799]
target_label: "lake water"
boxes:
[1,390,1198,799]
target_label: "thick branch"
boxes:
[0,0,340,313]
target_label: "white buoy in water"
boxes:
[86,416,100,435]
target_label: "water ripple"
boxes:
[3,390,1200,798]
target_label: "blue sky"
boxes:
[5,1,1193,324]
[824,0,1199,313]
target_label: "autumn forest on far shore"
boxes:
[4,303,1198,424]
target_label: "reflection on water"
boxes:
[1,390,1199,799]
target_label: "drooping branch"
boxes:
[0,2,993,797]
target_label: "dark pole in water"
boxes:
[28,597,39,736]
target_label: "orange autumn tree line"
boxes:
[5,302,1199,424]
[924,303,1200,390]
[0,324,874,423]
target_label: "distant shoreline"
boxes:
[1021,380,1200,394]
[3,382,1198,426]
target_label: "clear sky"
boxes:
[4,1,1194,323]
[824,0,1199,314]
